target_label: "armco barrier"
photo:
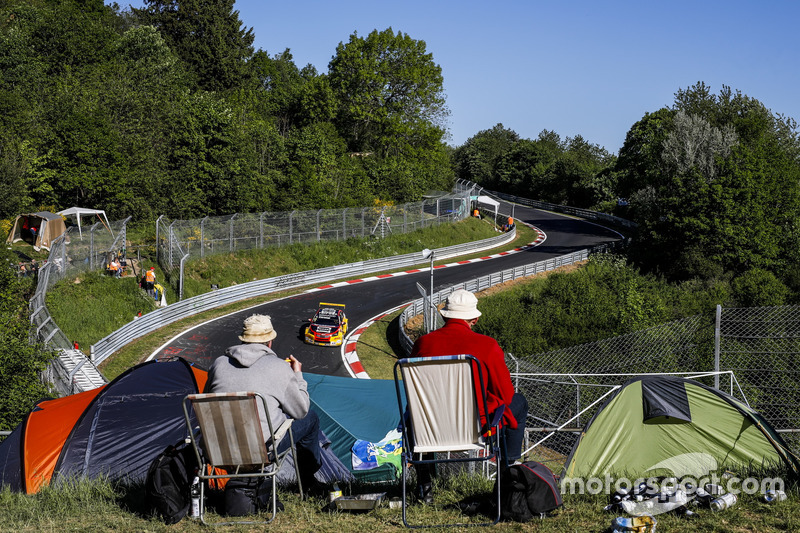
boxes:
[90,228,516,365]
[398,249,593,355]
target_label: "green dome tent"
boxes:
[562,376,800,480]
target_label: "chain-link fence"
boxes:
[512,306,800,472]
[29,219,129,394]
[155,192,472,300]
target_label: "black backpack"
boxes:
[145,441,198,524]
[498,461,563,522]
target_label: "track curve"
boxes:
[150,201,623,376]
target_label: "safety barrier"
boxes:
[90,228,516,365]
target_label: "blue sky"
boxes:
[115,1,800,153]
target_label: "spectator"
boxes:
[205,315,323,494]
[409,289,528,503]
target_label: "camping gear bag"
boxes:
[498,461,562,522]
[145,441,197,524]
[224,476,282,516]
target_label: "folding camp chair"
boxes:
[394,355,504,528]
[182,392,303,525]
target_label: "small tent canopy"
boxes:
[563,376,800,480]
[57,207,111,239]
[471,195,500,222]
[5,212,68,252]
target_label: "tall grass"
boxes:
[180,218,499,298]
[2,472,799,532]
[46,271,158,352]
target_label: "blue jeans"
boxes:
[277,408,322,486]
[503,392,529,463]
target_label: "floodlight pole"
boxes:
[422,248,435,332]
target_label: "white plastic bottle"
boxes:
[190,476,201,518]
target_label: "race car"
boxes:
[304,302,349,346]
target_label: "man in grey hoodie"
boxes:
[206,314,322,491]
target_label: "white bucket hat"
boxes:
[440,289,482,320]
[239,314,277,343]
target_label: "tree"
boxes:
[134,0,254,92]
[328,28,449,156]
[617,83,800,282]
[0,252,55,431]
[452,123,519,189]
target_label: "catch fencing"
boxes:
[155,192,472,300]
[396,235,800,468]
[29,219,130,395]
[506,305,800,472]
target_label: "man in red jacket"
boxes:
[409,289,528,502]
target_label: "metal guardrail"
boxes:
[486,188,637,231]
[397,249,593,355]
[90,228,517,365]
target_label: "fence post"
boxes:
[169,221,176,270]
[289,211,295,244]
[316,209,322,242]
[179,253,189,301]
[155,215,164,263]
[403,204,407,233]
[200,216,208,258]
[361,207,366,237]
[714,304,722,389]
[229,213,237,252]
[259,212,264,248]
[342,208,347,241]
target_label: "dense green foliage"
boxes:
[617,83,800,284]
[476,254,731,357]
[453,124,617,211]
[0,249,55,431]
[457,84,800,295]
[0,0,452,221]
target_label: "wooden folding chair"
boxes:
[183,392,302,525]
[394,355,504,528]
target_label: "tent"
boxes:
[471,195,499,222]
[306,373,404,483]
[0,359,402,494]
[57,207,112,239]
[5,212,68,252]
[562,376,800,480]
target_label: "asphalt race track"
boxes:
[150,200,623,376]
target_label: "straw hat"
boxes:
[239,314,277,343]
[440,289,482,320]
